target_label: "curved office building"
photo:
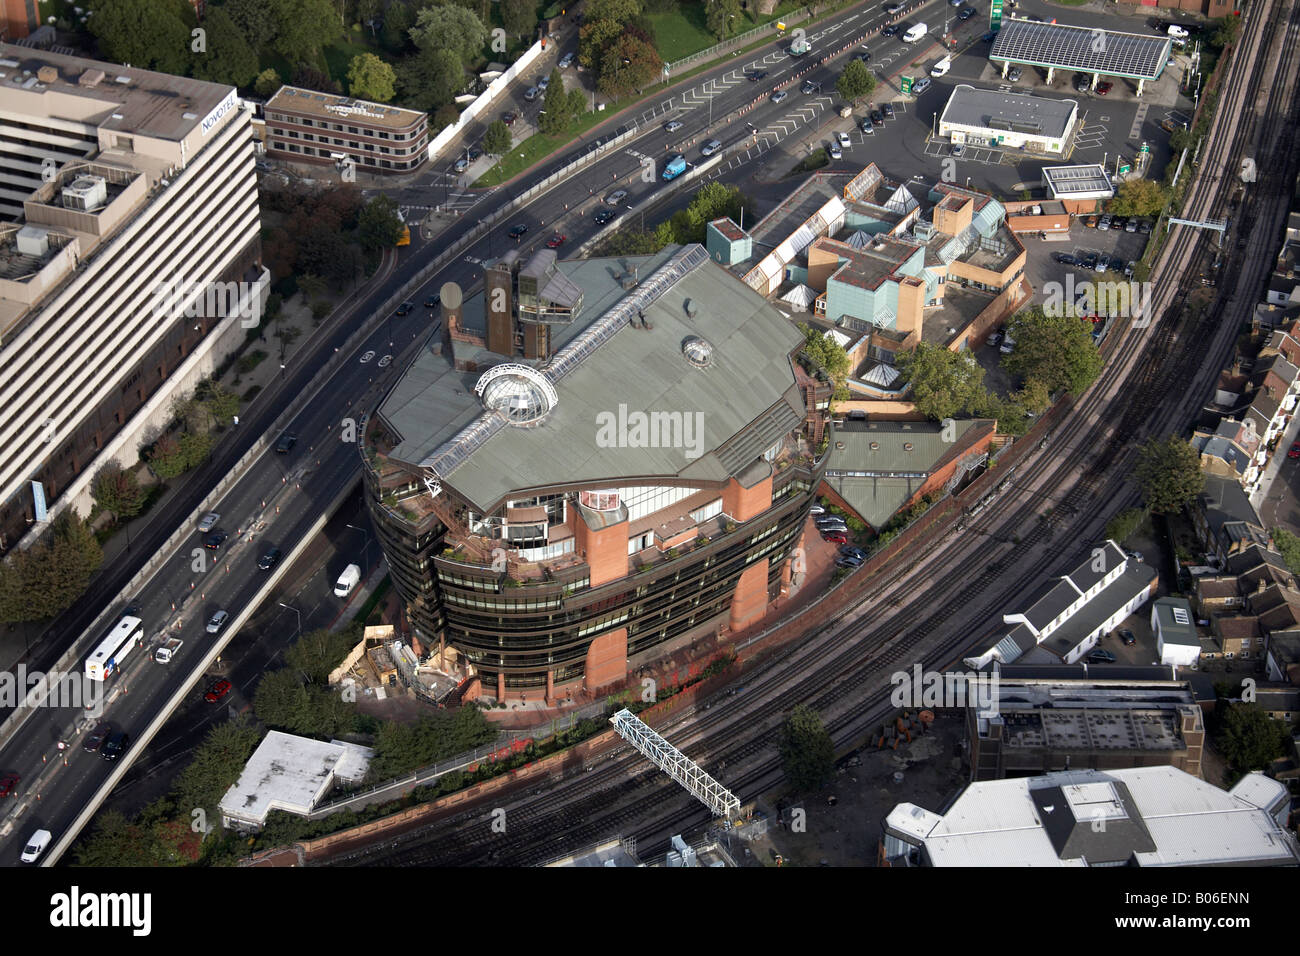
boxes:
[361,243,832,702]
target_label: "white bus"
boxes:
[85,616,143,682]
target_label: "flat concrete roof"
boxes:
[218,731,373,828]
[940,85,1077,140]
[266,85,425,130]
[0,41,235,142]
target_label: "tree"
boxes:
[200,382,241,425]
[578,18,623,71]
[705,0,742,41]
[586,0,643,22]
[1216,703,1288,780]
[1109,178,1168,218]
[191,7,260,87]
[482,119,512,155]
[409,4,489,68]
[1003,307,1103,396]
[1134,434,1205,514]
[224,0,277,53]
[92,463,145,520]
[169,718,263,819]
[397,47,468,111]
[291,63,342,94]
[1272,527,1300,577]
[368,708,497,780]
[358,193,405,250]
[146,431,187,480]
[284,626,357,684]
[799,323,851,400]
[593,228,670,256]
[597,34,662,99]
[539,68,576,135]
[778,704,834,792]
[0,511,105,623]
[178,430,213,471]
[85,0,193,75]
[897,342,986,421]
[1105,507,1146,543]
[1014,377,1051,415]
[382,0,417,52]
[836,58,876,103]
[501,0,537,38]
[347,52,397,102]
[72,810,161,867]
[270,0,341,63]
[254,68,284,99]
[253,667,315,731]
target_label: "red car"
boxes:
[546,233,566,249]
[1289,442,1300,459]
[204,679,232,703]
[1096,81,1113,95]
[0,773,19,797]
[822,530,848,544]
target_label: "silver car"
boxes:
[206,610,229,634]
[700,139,722,156]
[198,512,220,533]
[605,189,628,205]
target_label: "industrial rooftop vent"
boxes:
[682,336,714,368]
[61,175,108,212]
[474,363,558,426]
[684,298,698,318]
[619,273,637,290]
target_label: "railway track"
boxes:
[322,0,1300,867]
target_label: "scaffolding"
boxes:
[609,708,740,819]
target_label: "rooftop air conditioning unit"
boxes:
[60,175,108,212]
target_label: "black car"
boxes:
[396,301,413,316]
[857,49,872,63]
[424,295,440,308]
[1111,215,1127,230]
[508,224,528,240]
[882,24,899,36]
[1086,648,1117,663]
[1082,252,1099,270]
[83,720,110,753]
[501,111,517,126]
[958,6,976,19]
[593,209,616,225]
[101,732,129,762]
[748,70,769,82]
[881,103,895,119]
[835,555,864,569]
[1118,628,1137,646]
[869,108,884,124]
[1137,219,1152,234]
[1052,251,1077,265]
[467,147,482,161]
[840,545,868,561]
[204,531,228,550]
[982,30,997,42]
[275,432,296,454]
[258,547,282,571]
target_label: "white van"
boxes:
[1167,24,1189,39]
[930,55,951,77]
[334,564,361,598]
[903,23,928,43]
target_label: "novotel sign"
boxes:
[200,90,239,136]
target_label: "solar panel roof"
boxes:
[990,19,1172,79]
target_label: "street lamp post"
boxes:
[277,601,302,640]
[346,523,373,569]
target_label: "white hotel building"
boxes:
[0,43,267,550]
